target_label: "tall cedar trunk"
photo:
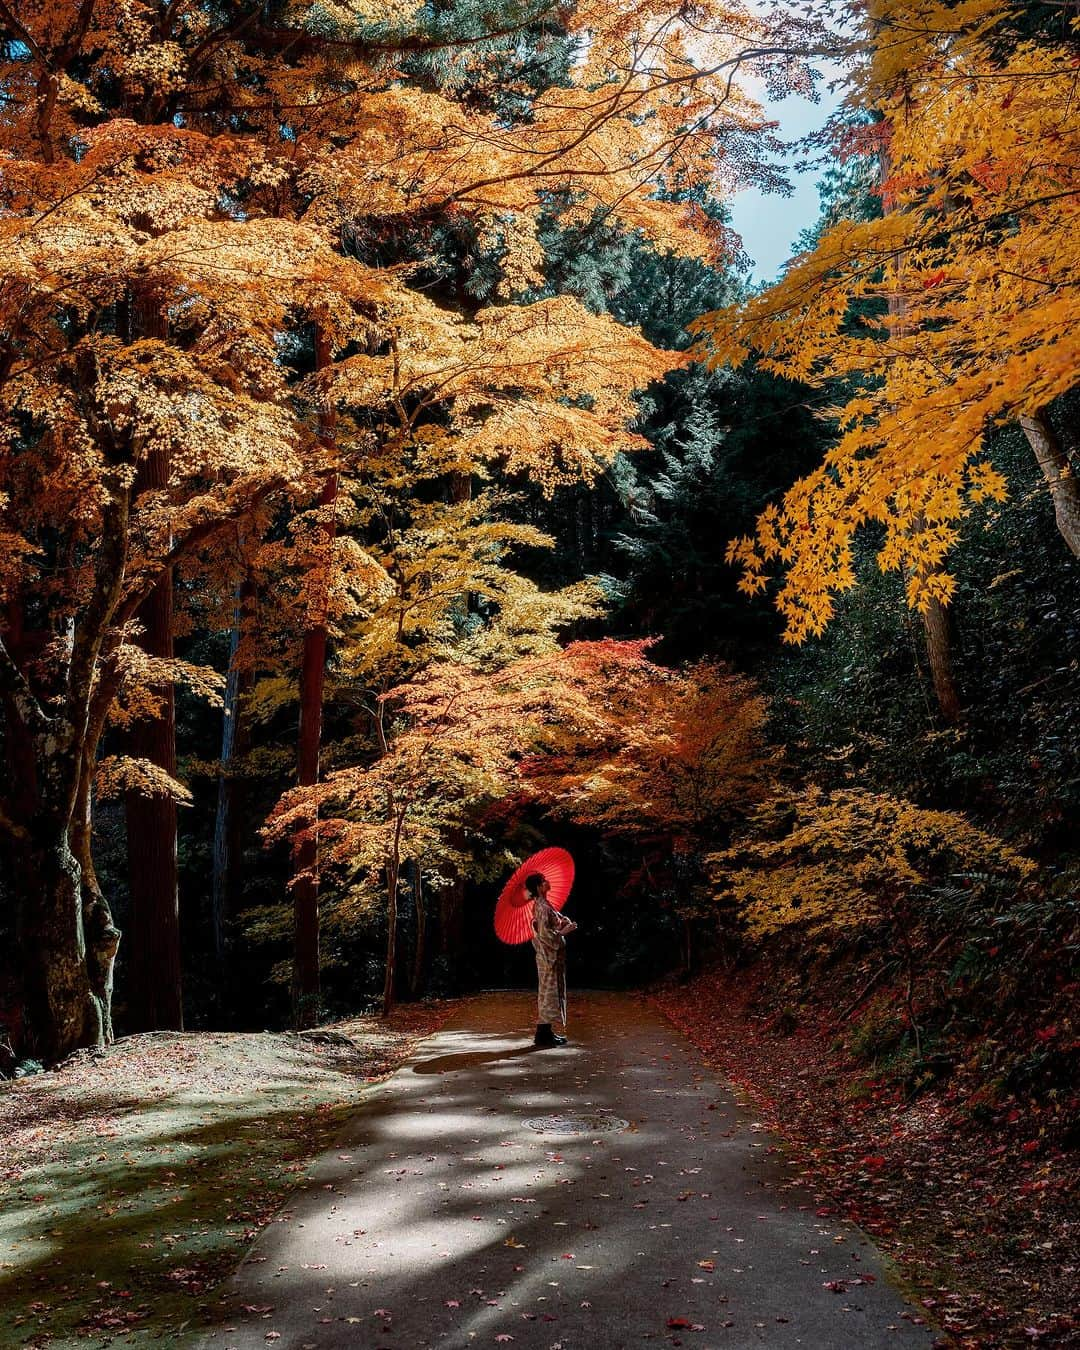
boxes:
[292,327,337,1028]
[410,861,426,998]
[124,568,182,1030]
[1020,408,1080,559]
[438,876,465,966]
[212,571,255,976]
[123,297,182,1032]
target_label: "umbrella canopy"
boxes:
[494,846,575,944]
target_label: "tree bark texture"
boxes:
[1020,408,1080,559]
[292,326,338,1028]
[921,596,962,725]
[410,861,426,998]
[382,811,405,1017]
[17,834,101,1061]
[2,513,125,1061]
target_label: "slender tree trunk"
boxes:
[437,825,467,977]
[72,741,120,1044]
[212,572,255,978]
[1020,408,1080,559]
[292,327,338,1028]
[450,471,471,506]
[921,596,961,724]
[123,296,182,1033]
[410,861,426,998]
[382,811,405,1018]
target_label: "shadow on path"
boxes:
[196,991,938,1350]
[411,1045,538,1075]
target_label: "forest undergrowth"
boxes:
[652,937,1079,1350]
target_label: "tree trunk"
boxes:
[72,741,120,1044]
[123,296,182,1033]
[437,827,467,978]
[3,472,131,1061]
[124,469,182,1032]
[382,810,406,1017]
[921,596,962,724]
[17,828,100,1063]
[410,861,426,998]
[1020,408,1080,559]
[292,326,338,1029]
[212,571,255,978]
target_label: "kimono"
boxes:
[531,894,568,1026]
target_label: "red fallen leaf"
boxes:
[861,1156,886,1169]
[445,1300,461,1309]
[1034,1026,1058,1043]
[1022,1141,1040,1155]
[495,1336,514,1344]
[823,1280,848,1293]
[922,269,947,289]
[696,1260,715,1271]
[561,1254,575,1260]
[667,1317,693,1329]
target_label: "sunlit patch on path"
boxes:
[198,992,936,1349]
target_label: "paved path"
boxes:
[200,993,935,1350]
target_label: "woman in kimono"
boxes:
[526,872,577,1048]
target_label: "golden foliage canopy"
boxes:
[693,1,1080,640]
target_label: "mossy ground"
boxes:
[0,1005,451,1349]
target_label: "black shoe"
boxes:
[551,1033,568,1046]
[534,1024,558,1048]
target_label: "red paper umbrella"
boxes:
[494,847,575,945]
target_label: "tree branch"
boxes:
[0,631,52,736]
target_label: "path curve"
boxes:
[198,992,936,1349]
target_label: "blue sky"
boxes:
[726,83,844,283]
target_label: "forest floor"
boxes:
[0,1003,452,1350]
[651,969,1078,1350]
